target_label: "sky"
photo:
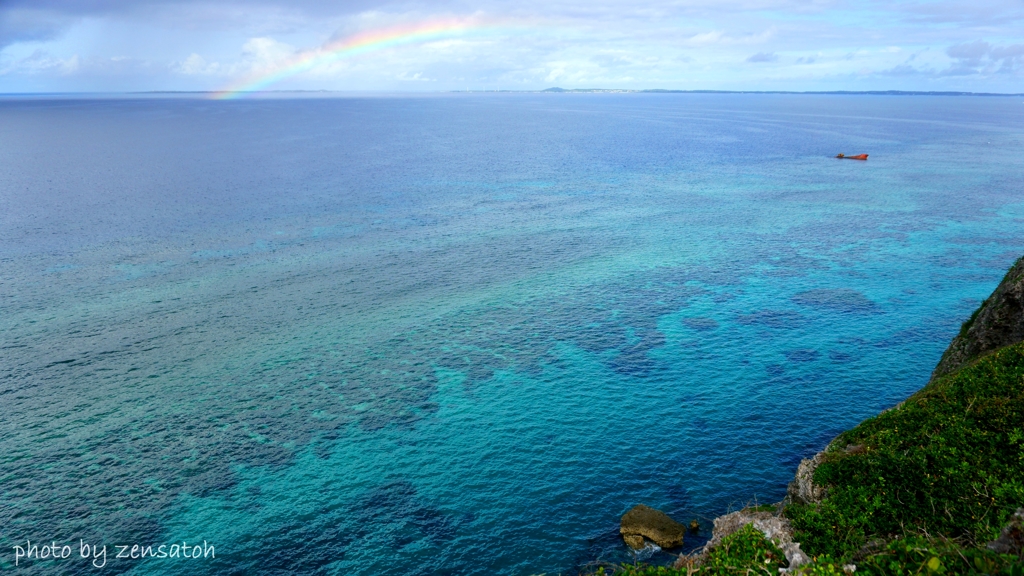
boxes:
[0,0,1022,93]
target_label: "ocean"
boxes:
[2,93,1023,575]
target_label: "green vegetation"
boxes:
[699,524,785,575]
[786,342,1024,562]
[589,342,1024,575]
[591,524,786,575]
[956,257,1022,339]
[855,536,1024,576]
[960,304,986,338]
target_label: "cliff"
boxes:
[932,256,1024,380]
[600,257,1024,576]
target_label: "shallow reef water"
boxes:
[1,94,1023,574]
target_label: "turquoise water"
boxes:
[2,94,1023,574]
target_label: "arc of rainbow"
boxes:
[212,18,513,98]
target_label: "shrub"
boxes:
[855,535,1023,576]
[786,343,1024,561]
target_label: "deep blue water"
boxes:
[2,94,1023,575]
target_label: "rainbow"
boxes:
[211,18,511,98]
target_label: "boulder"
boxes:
[620,504,686,549]
[622,534,645,549]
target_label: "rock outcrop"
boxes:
[932,257,1024,380]
[787,451,827,505]
[673,508,810,570]
[987,508,1024,559]
[710,510,809,569]
[620,504,686,549]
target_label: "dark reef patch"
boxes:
[828,351,854,363]
[785,349,820,363]
[791,288,881,314]
[354,480,465,547]
[683,317,719,332]
[736,310,803,329]
[872,326,939,349]
[608,328,667,377]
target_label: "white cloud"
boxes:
[173,52,220,74]
[241,36,295,70]
[683,28,775,47]
[396,70,431,81]
[0,49,80,75]
[685,31,723,46]
[1,1,1023,92]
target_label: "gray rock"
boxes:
[680,508,811,570]
[780,541,811,569]
[986,508,1024,558]
[787,451,827,505]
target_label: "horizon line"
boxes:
[2,88,1023,97]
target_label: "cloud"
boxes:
[241,37,296,70]
[989,43,1024,73]
[2,0,1024,92]
[396,70,431,81]
[0,49,158,80]
[746,51,777,63]
[991,44,1024,59]
[943,40,1024,75]
[0,0,386,51]
[685,31,723,46]
[947,40,989,63]
[0,49,79,75]
[173,53,221,75]
[0,8,75,48]
[0,0,391,19]
[683,27,775,47]
[877,63,927,77]
[897,0,1024,27]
